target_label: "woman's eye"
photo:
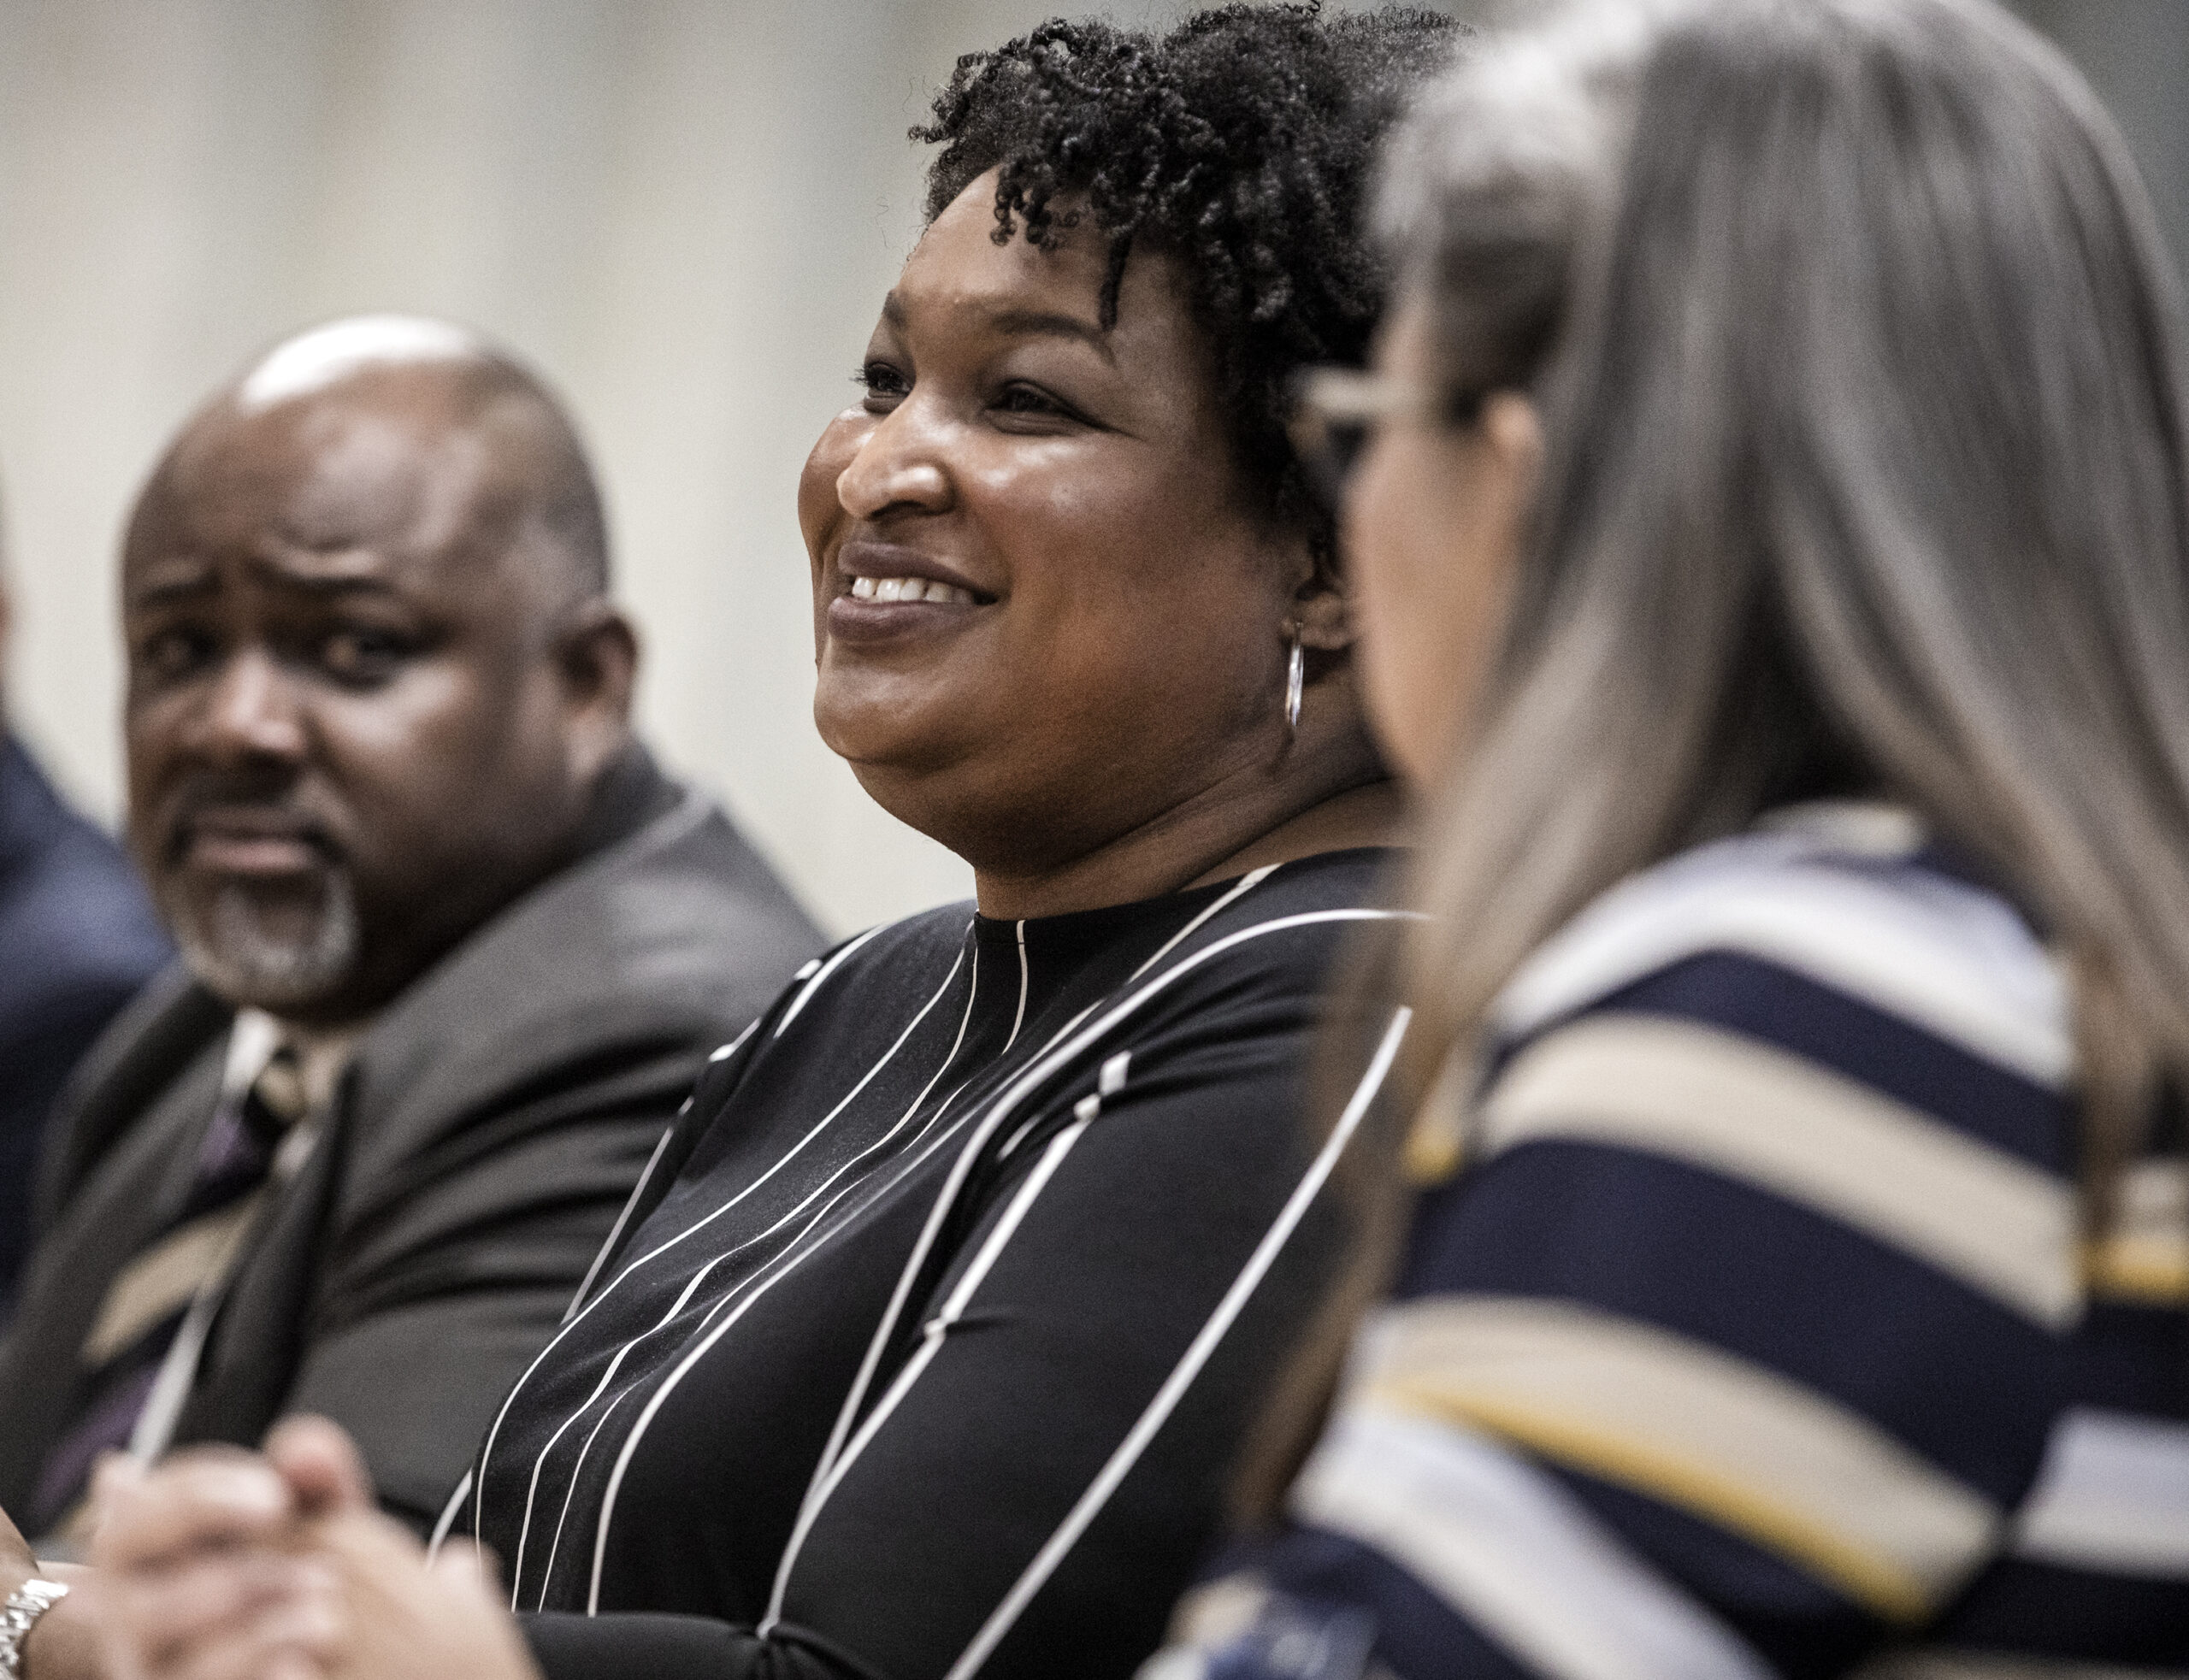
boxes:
[855,362,910,406]
[993,382,1071,419]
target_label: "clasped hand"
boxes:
[3,1420,535,1680]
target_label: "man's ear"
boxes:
[552,599,639,783]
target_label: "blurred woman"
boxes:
[1158,0,2189,1674]
[16,9,1465,1680]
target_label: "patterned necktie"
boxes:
[28,1035,309,1534]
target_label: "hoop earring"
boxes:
[1284,628,1305,740]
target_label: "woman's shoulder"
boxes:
[1492,802,2068,1096]
[803,900,979,976]
[1198,845,1405,929]
[1127,846,1411,1001]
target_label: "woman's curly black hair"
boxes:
[916,3,1462,569]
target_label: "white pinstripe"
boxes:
[533,1088,1009,1605]
[941,1004,1413,1680]
[511,887,1400,1621]
[427,1471,472,1563]
[768,887,1280,1615]
[429,1007,758,1562]
[710,1017,763,1064]
[765,913,1041,1562]
[760,1118,1095,1625]
[1009,921,1030,1046]
[1125,868,1278,983]
[533,1382,647,1606]
[556,906,1058,1609]
[578,1083,1009,1612]
[776,923,891,1039]
[505,943,982,1600]
[780,875,1277,1550]
[747,905,1409,1634]
[563,1122,679,1327]
[474,923,969,1558]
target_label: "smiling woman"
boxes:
[73,9,1463,1680]
[801,55,1422,914]
[804,179,1380,911]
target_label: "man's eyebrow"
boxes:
[254,568,404,598]
[127,573,219,608]
[127,556,404,606]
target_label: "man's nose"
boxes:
[192,647,310,765]
[835,402,953,520]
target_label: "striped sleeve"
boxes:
[1150,826,2189,1679]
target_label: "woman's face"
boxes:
[800,169,1312,882]
[1345,293,1538,787]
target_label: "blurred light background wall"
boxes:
[0,0,2182,936]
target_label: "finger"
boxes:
[263,1653,332,1680]
[160,1614,340,1680]
[192,1589,345,1680]
[100,1548,318,1661]
[92,1453,296,1573]
[263,1418,375,1518]
[81,1452,147,1556]
[131,1562,343,1680]
[430,1538,505,1597]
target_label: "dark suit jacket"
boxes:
[0,748,822,1533]
[0,735,172,1318]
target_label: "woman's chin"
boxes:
[814,687,967,788]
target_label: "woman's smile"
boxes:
[827,537,994,646]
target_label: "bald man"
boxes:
[0,318,820,1539]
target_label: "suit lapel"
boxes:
[0,1023,227,1513]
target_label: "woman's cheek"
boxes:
[1351,430,1493,784]
[798,410,869,559]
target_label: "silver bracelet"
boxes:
[0,1578,68,1680]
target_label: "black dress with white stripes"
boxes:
[455,848,1408,1680]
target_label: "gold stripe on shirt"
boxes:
[1851,1653,2189,1680]
[1358,1296,2001,1623]
[1478,1016,2080,1328]
[2084,1159,2189,1306]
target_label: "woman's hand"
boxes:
[87,1418,539,1680]
[82,1442,330,1680]
[1,1491,99,1680]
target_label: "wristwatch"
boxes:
[0,1578,68,1680]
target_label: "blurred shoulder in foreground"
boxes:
[0,730,171,1320]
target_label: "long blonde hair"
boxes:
[1230,0,1663,1521]
[1236,0,2189,1524]
[1404,0,2189,1207]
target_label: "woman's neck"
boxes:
[1183,779,1405,887]
[971,734,1401,922]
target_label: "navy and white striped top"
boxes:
[1159,804,2188,1678]
[440,847,1410,1680]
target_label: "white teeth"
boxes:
[847,575,976,606]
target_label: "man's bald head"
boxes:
[139,315,610,609]
[120,316,638,1025]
